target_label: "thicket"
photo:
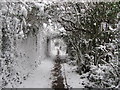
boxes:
[46,2,120,88]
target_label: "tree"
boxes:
[45,2,120,88]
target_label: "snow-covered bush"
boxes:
[96,43,116,64]
[82,64,119,88]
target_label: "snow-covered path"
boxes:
[61,63,86,88]
[18,57,86,88]
[18,58,54,88]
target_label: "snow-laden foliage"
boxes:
[0,1,48,88]
[81,64,120,88]
[0,0,120,88]
[45,2,120,88]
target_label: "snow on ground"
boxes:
[17,54,87,88]
[18,58,54,88]
[61,63,87,88]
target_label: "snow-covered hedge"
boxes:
[0,1,47,88]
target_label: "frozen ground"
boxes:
[18,58,54,88]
